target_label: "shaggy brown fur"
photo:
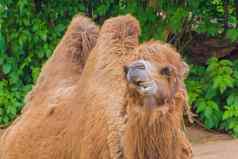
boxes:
[123,41,192,159]
[24,14,98,111]
[1,14,191,159]
[0,15,99,159]
[66,15,141,159]
[0,15,140,159]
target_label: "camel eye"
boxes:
[160,66,172,76]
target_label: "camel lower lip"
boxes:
[138,81,146,86]
[136,81,157,95]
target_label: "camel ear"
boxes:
[180,62,189,79]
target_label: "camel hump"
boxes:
[100,14,141,41]
[62,15,99,64]
[24,15,98,106]
[66,14,99,37]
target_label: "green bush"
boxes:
[0,0,86,124]
[1,0,238,136]
[186,58,238,137]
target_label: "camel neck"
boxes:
[122,100,177,159]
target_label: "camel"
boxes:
[0,14,191,159]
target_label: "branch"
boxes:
[224,0,229,32]
[236,0,238,28]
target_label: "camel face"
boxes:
[125,59,178,108]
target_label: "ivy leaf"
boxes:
[0,32,5,53]
[6,104,17,115]
[205,87,217,98]
[3,63,12,74]
[232,126,238,138]
[55,24,66,35]
[220,60,233,67]
[95,4,109,16]
[205,117,215,129]
[0,107,3,115]
[196,99,206,113]
[168,8,188,33]
[188,0,200,9]
[32,67,41,82]
[226,29,238,42]
[227,93,238,106]
[3,116,9,124]
[79,4,86,12]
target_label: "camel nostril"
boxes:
[134,79,144,86]
[125,61,150,84]
[133,63,145,70]
[127,69,150,85]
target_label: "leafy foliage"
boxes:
[0,0,238,137]
[186,58,238,136]
[0,0,86,124]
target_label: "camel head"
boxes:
[124,41,189,112]
[122,41,191,159]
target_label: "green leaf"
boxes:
[227,94,238,106]
[0,32,5,53]
[168,8,188,33]
[223,111,231,120]
[220,60,233,67]
[188,0,200,9]
[205,88,217,98]
[196,100,206,113]
[205,117,215,129]
[3,116,9,124]
[232,126,238,137]
[3,63,12,74]
[226,29,238,42]
[32,67,41,82]
[0,107,3,115]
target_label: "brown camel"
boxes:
[0,15,191,159]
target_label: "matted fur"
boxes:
[0,15,140,159]
[66,15,141,159]
[1,14,191,159]
[0,15,99,159]
[123,41,192,159]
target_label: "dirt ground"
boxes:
[0,126,237,158]
[193,140,238,159]
[186,126,238,159]
[186,126,232,144]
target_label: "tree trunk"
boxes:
[224,0,229,32]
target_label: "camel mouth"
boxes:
[133,79,145,86]
[135,81,158,96]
